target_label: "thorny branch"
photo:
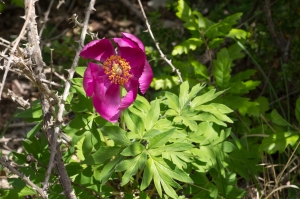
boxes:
[137,0,183,83]
[0,0,91,198]
[0,0,33,100]
[0,157,48,199]
[44,0,96,198]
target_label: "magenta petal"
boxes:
[118,47,146,68]
[113,38,137,48]
[119,79,138,110]
[83,62,104,97]
[93,96,120,123]
[93,75,111,102]
[80,39,115,62]
[121,32,145,52]
[93,84,121,123]
[139,61,153,94]
[83,63,94,97]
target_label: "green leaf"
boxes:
[83,146,121,165]
[26,121,42,138]
[161,143,194,152]
[72,85,93,112]
[227,28,249,40]
[213,48,232,89]
[176,0,192,22]
[14,101,42,121]
[223,13,242,26]
[144,99,160,130]
[123,109,145,138]
[180,115,198,131]
[196,112,227,126]
[208,38,224,49]
[189,122,221,145]
[148,128,176,149]
[193,11,206,29]
[228,148,259,180]
[165,92,180,113]
[115,151,147,186]
[141,158,153,191]
[259,132,299,154]
[218,95,259,116]
[161,143,194,169]
[191,89,225,108]
[141,157,193,198]
[101,126,131,146]
[172,38,203,55]
[228,43,245,61]
[98,155,124,184]
[256,97,269,114]
[191,60,209,80]
[271,109,290,126]
[75,66,87,77]
[179,81,189,109]
[231,69,256,82]
[121,142,145,156]
[195,104,233,123]
[133,95,151,114]
[71,78,83,86]
[188,83,206,100]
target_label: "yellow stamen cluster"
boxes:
[103,55,132,85]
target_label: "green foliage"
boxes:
[4,0,300,198]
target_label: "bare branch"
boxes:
[0,0,33,100]
[44,0,96,198]
[137,0,183,83]
[57,0,65,9]
[39,0,55,38]
[0,157,48,199]
[6,89,31,109]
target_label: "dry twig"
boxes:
[0,0,33,100]
[137,0,183,83]
[43,0,96,198]
[0,157,48,199]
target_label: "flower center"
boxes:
[102,55,132,85]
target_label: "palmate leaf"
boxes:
[123,109,145,138]
[195,104,233,124]
[115,151,147,186]
[144,99,160,131]
[141,156,193,198]
[179,81,205,109]
[101,126,131,146]
[190,126,231,173]
[148,128,176,149]
[97,155,124,184]
[161,143,194,169]
[165,91,180,113]
[191,89,226,108]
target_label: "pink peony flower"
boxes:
[80,33,153,122]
